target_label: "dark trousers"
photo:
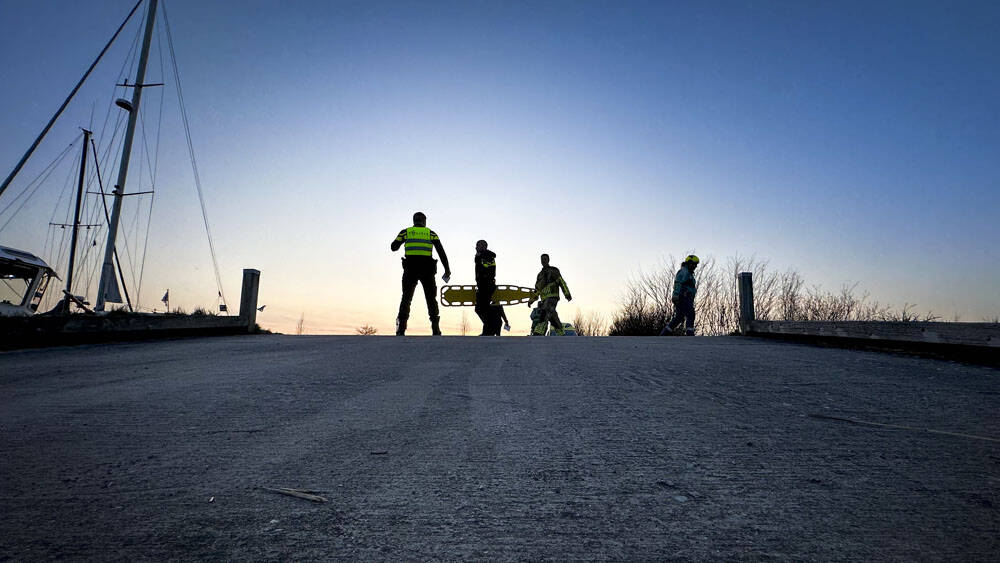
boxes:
[662,296,695,335]
[488,306,503,335]
[475,281,502,335]
[398,258,439,323]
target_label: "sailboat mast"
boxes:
[95,0,158,311]
[63,128,92,310]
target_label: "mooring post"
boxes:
[239,269,261,332]
[738,272,755,335]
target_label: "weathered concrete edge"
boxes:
[0,314,254,351]
[736,274,998,360]
[0,269,262,351]
[747,324,999,366]
[749,320,999,348]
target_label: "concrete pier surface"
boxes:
[1,335,997,560]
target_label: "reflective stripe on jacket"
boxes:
[475,250,497,282]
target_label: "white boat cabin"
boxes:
[0,245,56,317]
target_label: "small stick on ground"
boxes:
[263,487,328,503]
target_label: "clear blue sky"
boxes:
[1,0,998,332]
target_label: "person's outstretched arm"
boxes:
[559,277,572,301]
[391,229,406,252]
[432,237,451,276]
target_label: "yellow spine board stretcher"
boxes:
[440,284,537,307]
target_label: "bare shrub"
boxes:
[295,313,305,335]
[787,286,938,322]
[776,269,805,321]
[882,303,940,323]
[459,310,470,336]
[356,324,377,335]
[692,254,778,335]
[611,254,938,336]
[608,283,670,336]
[573,309,609,336]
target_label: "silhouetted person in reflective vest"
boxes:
[474,239,503,336]
[391,212,451,335]
[532,253,572,335]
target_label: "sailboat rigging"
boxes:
[96,0,158,311]
[0,0,229,318]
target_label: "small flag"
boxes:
[161,290,169,304]
[257,305,266,312]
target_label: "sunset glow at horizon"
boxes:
[1,0,997,334]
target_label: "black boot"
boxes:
[396,317,407,336]
[431,316,442,336]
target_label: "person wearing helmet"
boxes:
[531,253,572,336]
[660,255,699,336]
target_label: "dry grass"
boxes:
[610,254,940,336]
[572,309,609,336]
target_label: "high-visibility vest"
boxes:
[404,226,433,257]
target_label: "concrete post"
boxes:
[239,269,261,333]
[738,272,755,335]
